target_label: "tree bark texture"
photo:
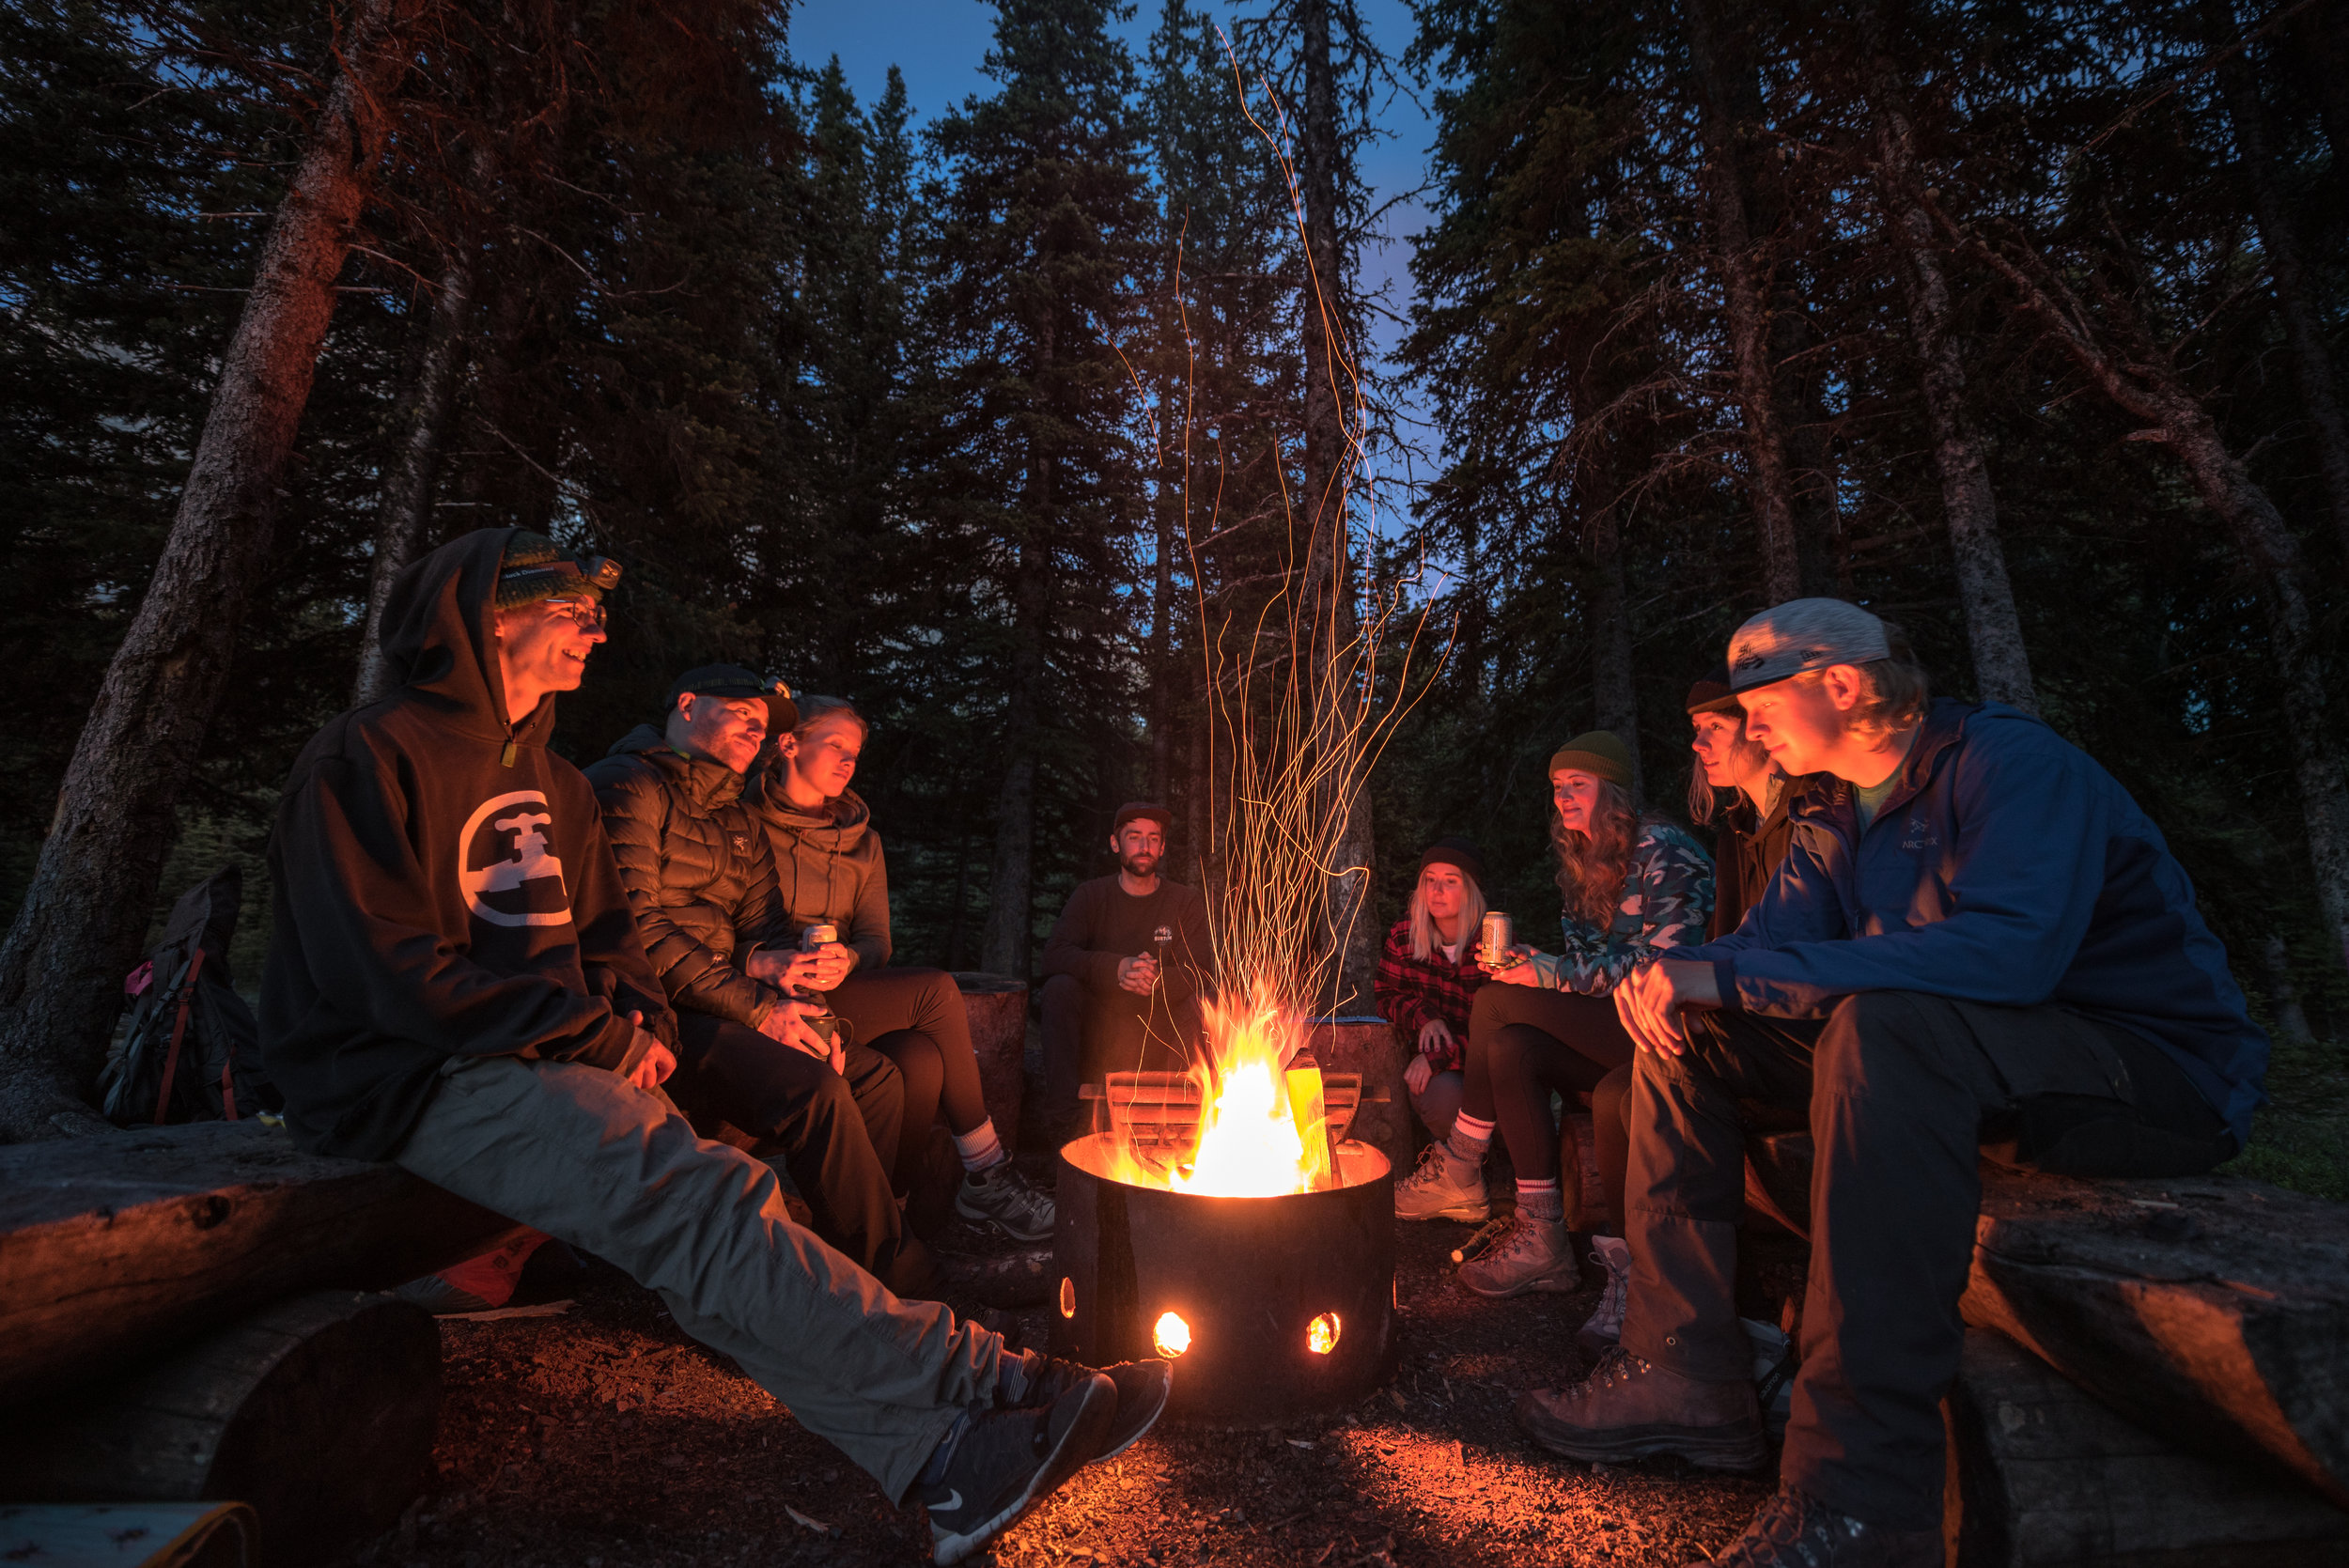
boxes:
[2205,0,2349,561]
[0,0,424,1142]
[1679,0,1828,605]
[2291,0,2349,223]
[1968,234,2349,977]
[980,531,1047,979]
[352,241,475,706]
[1860,17,2038,712]
[1298,0,1378,1016]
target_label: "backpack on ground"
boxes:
[102,864,281,1126]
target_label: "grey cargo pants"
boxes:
[395,1055,1014,1500]
[1622,991,2233,1529]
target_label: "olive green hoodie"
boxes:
[744,757,892,973]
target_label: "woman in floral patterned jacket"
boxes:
[1391,731,1713,1301]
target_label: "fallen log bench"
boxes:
[0,1119,515,1408]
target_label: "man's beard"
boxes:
[1120,852,1160,879]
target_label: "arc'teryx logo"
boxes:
[459,789,572,927]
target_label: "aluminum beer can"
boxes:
[801,923,837,953]
[1478,910,1513,967]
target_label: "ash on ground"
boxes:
[334,1147,1799,1568]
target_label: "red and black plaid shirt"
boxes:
[1371,919,1486,1072]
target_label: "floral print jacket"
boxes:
[1525,821,1715,996]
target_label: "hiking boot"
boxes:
[957,1161,1058,1242]
[1457,1214,1579,1297]
[1393,1143,1488,1222]
[1694,1484,1939,1567]
[1515,1345,1768,1471]
[922,1374,1116,1566]
[1576,1234,1631,1358]
[1004,1352,1173,1460]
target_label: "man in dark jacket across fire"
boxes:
[260,529,1165,1565]
[583,665,939,1299]
[1514,598,2268,1568]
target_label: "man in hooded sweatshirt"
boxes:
[260,529,1167,1566]
[584,665,939,1299]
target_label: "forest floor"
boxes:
[327,1145,1794,1568]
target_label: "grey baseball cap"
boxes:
[1727,598,1892,692]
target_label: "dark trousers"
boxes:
[668,1012,937,1298]
[1624,992,2233,1529]
[1462,985,1636,1183]
[1038,972,1202,1126]
[829,967,987,1192]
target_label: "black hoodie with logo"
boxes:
[261,529,673,1160]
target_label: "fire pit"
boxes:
[1048,1001,1398,1425]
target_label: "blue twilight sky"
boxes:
[788,0,1445,517]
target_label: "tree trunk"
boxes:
[980,531,1047,979]
[1585,503,1643,805]
[352,241,475,706]
[1298,0,1378,1017]
[1963,232,2349,976]
[2291,0,2349,213]
[0,0,423,1142]
[1860,13,2038,712]
[1679,0,1813,605]
[2205,0,2349,561]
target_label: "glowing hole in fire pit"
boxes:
[1058,1278,1075,1319]
[1307,1312,1341,1356]
[1154,1311,1191,1358]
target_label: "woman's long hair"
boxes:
[1553,779,1642,927]
[1408,871,1488,962]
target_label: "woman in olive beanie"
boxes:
[1391,731,1713,1302]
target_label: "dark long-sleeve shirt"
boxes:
[1040,875,1211,1001]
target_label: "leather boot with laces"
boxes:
[1456,1213,1579,1297]
[1691,1484,1939,1567]
[1515,1345,1767,1471]
[1392,1141,1488,1222]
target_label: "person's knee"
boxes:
[1817,990,1948,1092]
[1468,984,1512,1035]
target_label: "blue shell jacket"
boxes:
[1676,698,2267,1147]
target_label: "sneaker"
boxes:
[1457,1214,1579,1297]
[922,1374,1116,1566]
[1515,1345,1767,1472]
[1003,1352,1173,1460]
[957,1161,1058,1242]
[1393,1143,1488,1222]
[1696,1484,1939,1567]
[1576,1234,1631,1358]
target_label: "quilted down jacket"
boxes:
[583,725,791,1028]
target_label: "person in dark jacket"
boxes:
[1519,598,2267,1568]
[261,530,1167,1564]
[1371,837,1490,1141]
[1581,667,1802,1355]
[584,666,934,1296]
[1036,802,1212,1138]
[746,696,1056,1244]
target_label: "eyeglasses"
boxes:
[540,596,608,630]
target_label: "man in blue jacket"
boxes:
[1513,598,2266,1568]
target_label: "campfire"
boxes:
[1050,985,1398,1425]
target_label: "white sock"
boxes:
[1517,1179,1563,1223]
[1445,1112,1495,1176]
[955,1121,1006,1174]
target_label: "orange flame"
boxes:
[1097,985,1332,1198]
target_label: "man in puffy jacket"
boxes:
[263,532,1167,1565]
[1515,598,2267,1568]
[584,665,935,1297]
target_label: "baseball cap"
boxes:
[1727,598,1892,692]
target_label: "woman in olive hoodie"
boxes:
[746,697,1056,1243]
